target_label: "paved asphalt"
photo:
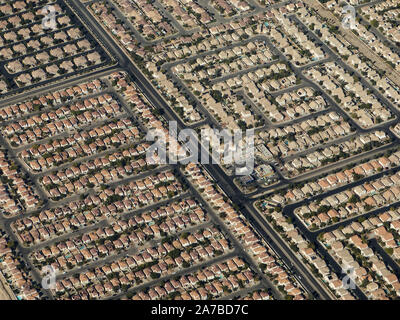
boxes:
[4,0,398,301]
[57,0,343,300]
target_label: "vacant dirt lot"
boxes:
[0,273,15,300]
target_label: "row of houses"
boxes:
[282,131,390,178]
[32,203,212,275]
[185,163,305,299]
[0,232,40,300]
[14,170,181,245]
[4,94,120,147]
[40,142,152,198]
[277,151,400,207]
[0,79,103,120]
[258,112,351,159]
[52,226,231,299]
[131,257,257,300]
[21,119,140,172]
[297,167,400,229]
[259,205,356,300]
[0,148,39,216]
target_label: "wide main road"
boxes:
[66,0,334,300]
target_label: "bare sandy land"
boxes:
[0,272,16,300]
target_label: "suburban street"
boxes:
[0,0,399,302]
